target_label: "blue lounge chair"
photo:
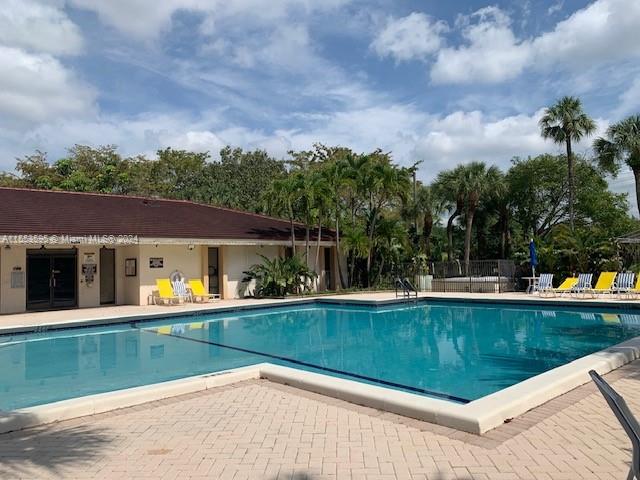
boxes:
[533,273,554,295]
[571,273,593,298]
[171,279,192,303]
[616,272,636,298]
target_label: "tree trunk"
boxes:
[633,167,640,218]
[315,221,322,291]
[446,209,460,261]
[305,221,310,261]
[289,218,296,254]
[423,211,433,257]
[566,136,575,230]
[366,212,377,287]
[464,208,476,275]
[335,215,347,289]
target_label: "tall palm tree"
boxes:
[539,96,596,229]
[594,115,640,215]
[433,165,466,260]
[358,153,410,286]
[460,162,502,270]
[263,175,301,253]
[322,150,357,289]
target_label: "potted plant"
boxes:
[412,254,432,291]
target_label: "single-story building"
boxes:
[0,187,337,314]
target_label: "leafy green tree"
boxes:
[207,147,286,211]
[459,162,502,270]
[263,175,302,253]
[539,96,596,229]
[594,115,640,214]
[357,151,411,285]
[433,165,466,260]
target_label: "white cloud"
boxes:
[430,7,531,84]
[0,0,83,55]
[68,0,351,39]
[532,0,640,71]
[548,1,564,16]
[428,0,640,85]
[370,12,448,62]
[614,78,640,118]
[0,46,95,127]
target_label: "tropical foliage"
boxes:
[1,99,639,288]
[242,254,317,298]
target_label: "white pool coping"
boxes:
[2,333,639,435]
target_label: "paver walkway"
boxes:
[1,362,639,479]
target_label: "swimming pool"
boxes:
[2,300,640,411]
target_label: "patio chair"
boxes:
[533,273,554,296]
[571,273,593,298]
[171,279,192,303]
[625,276,640,300]
[589,370,640,480]
[615,272,636,298]
[586,272,617,297]
[550,277,578,297]
[155,279,185,305]
[188,279,220,303]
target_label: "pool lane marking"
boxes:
[142,327,470,404]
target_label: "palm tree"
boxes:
[594,115,640,215]
[539,96,596,229]
[263,175,301,252]
[308,170,331,286]
[459,162,502,271]
[321,151,355,289]
[433,165,466,260]
[358,152,410,286]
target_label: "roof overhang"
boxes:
[0,233,335,248]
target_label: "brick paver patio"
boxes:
[1,362,639,479]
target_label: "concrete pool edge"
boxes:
[3,336,640,435]
[5,293,640,336]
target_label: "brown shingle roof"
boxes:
[0,188,334,242]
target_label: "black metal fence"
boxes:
[393,259,517,293]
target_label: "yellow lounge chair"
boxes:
[587,272,617,297]
[155,278,184,305]
[550,277,578,297]
[188,279,220,303]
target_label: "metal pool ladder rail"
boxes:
[395,277,418,299]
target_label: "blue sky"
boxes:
[1,0,639,209]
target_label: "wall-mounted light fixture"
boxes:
[188,244,195,251]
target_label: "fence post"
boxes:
[497,260,502,293]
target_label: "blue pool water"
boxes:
[1,301,640,410]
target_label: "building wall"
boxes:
[0,241,334,313]
[0,245,27,314]
[138,244,203,305]
[222,245,280,298]
[116,245,140,306]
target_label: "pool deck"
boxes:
[1,359,638,479]
[2,290,639,334]
[3,291,640,478]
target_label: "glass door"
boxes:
[208,248,219,295]
[26,255,51,310]
[27,250,77,310]
[52,255,77,308]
